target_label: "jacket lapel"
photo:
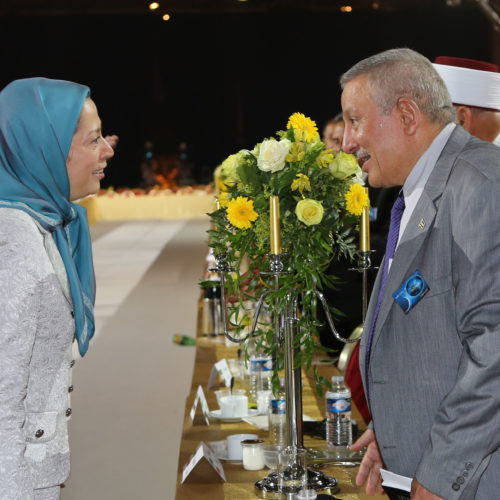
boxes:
[368,126,471,357]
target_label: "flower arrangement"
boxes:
[207,112,367,394]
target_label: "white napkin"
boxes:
[380,468,412,492]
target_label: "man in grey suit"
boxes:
[341,48,500,499]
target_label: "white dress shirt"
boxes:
[386,122,456,272]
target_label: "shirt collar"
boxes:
[403,122,456,200]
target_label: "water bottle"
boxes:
[326,375,352,448]
[269,378,286,445]
[249,354,273,406]
[260,355,273,391]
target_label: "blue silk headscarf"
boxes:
[0,77,96,356]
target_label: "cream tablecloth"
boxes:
[78,190,215,224]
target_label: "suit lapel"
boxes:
[368,126,471,358]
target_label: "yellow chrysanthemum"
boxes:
[226,196,259,229]
[286,142,306,163]
[291,173,311,194]
[286,112,319,143]
[345,184,369,216]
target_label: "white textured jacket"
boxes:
[0,208,75,499]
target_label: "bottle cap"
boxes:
[331,375,344,384]
[240,439,264,446]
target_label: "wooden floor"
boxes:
[62,218,210,500]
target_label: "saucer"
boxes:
[208,409,260,422]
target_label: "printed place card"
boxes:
[181,442,226,484]
[189,385,210,425]
[207,358,232,389]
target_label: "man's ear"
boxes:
[396,97,420,135]
[455,106,473,133]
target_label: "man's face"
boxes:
[341,74,408,187]
[469,108,500,143]
[323,121,345,152]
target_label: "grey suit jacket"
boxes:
[0,208,75,499]
[360,127,500,499]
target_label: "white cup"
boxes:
[226,433,258,460]
[214,389,246,406]
[219,395,248,418]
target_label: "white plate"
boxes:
[208,409,260,422]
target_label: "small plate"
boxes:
[208,409,260,422]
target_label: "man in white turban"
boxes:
[434,56,500,145]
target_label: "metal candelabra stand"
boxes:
[210,248,375,498]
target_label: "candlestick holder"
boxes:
[211,251,341,497]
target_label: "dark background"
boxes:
[0,3,495,187]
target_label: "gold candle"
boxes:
[360,187,370,252]
[270,195,282,255]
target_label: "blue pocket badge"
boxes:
[392,270,429,313]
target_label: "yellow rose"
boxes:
[295,199,324,226]
[329,151,360,179]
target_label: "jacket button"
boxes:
[456,477,465,485]
[66,408,72,417]
[463,470,468,477]
[452,483,460,491]
[465,462,473,470]
[68,385,74,393]
[35,429,44,438]
[70,360,75,368]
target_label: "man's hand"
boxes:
[411,479,444,499]
[351,428,384,495]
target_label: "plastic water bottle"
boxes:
[326,375,352,448]
[249,354,273,407]
[269,378,286,445]
[260,356,273,391]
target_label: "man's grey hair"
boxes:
[340,48,456,126]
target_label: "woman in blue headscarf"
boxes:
[0,78,114,500]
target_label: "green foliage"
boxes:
[207,117,363,395]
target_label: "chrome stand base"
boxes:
[254,469,339,498]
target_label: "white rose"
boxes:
[350,167,365,185]
[257,138,291,173]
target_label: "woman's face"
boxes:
[66,98,114,201]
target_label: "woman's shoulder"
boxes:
[0,208,48,265]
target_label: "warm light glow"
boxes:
[372,2,380,8]
[237,0,248,2]
[149,2,160,10]
[340,5,353,12]
[162,13,170,20]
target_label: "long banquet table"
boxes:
[78,188,215,224]
[175,302,385,500]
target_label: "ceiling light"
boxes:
[340,5,353,12]
[149,2,160,10]
[162,13,170,20]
